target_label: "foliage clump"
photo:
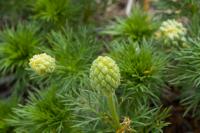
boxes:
[43,27,101,92]
[33,0,80,25]
[168,38,200,117]
[7,87,78,133]
[111,40,166,104]
[103,6,157,41]
[0,23,40,74]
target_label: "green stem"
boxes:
[107,92,120,130]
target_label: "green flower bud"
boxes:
[29,53,55,75]
[90,56,120,94]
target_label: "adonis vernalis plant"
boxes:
[2,0,200,132]
[103,6,157,41]
[110,40,167,106]
[0,23,40,73]
[38,27,101,92]
[0,23,41,95]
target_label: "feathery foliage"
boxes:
[64,89,118,132]
[111,40,166,104]
[41,27,101,92]
[0,23,40,74]
[32,0,102,28]
[64,88,170,132]
[0,97,18,133]
[0,1,193,132]
[168,38,200,117]
[187,14,200,38]
[33,0,80,26]
[0,23,41,95]
[7,87,79,133]
[103,6,157,41]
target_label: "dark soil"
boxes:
[162,86,200,133]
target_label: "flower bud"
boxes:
[90,56,120,94]
[29,53,55,75]
[157,19,186,41]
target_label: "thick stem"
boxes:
[107,93,120,130]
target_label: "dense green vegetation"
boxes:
[0,0,199,132]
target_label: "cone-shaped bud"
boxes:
[90,56,120,94]
[29,53,55,75]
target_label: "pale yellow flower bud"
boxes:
[29,53,55,75]
[158,19,187,41]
